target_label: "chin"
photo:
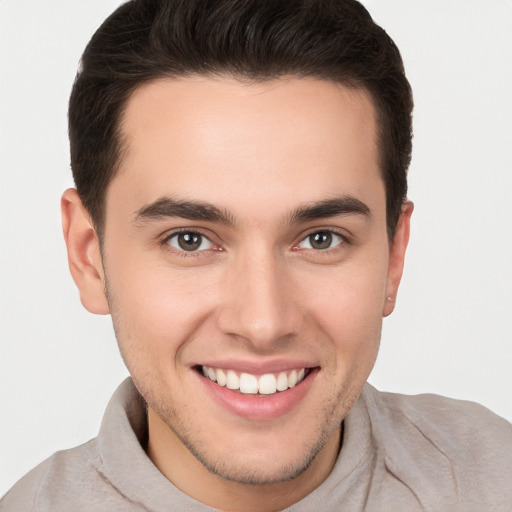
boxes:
[164,407,340,486]
[190,440,326,486]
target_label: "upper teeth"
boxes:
[201,366,306,395]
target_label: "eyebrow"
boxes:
[133,197,236,225]
[133,195,371,227]
[289,196,371,224]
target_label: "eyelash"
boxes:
[159,227,349,257]
[159,229,220,257]
[294,228,349,253]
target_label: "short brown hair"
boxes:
[69,0,413,239]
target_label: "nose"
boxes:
[217,248,303,350]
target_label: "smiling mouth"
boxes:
[198,365,312,395]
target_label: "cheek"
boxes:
[106,260,218,363]
[298,260,387,355]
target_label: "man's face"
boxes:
[97,77,406,487]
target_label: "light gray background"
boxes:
[1,0,511,496]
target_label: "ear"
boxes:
[61,188,110,315]
[383,201,413,317]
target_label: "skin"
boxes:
[62,76,412,511]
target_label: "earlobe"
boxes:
[61,188,110,315]
[383,201,413,317]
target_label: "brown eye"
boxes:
[167,232,212,252]
[298,231,343,250]
[310,232,332,250]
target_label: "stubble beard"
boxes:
[158,402,340,485]
[137,371,354,486]
[105,278,364,487]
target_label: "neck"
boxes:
[146,407,341,512]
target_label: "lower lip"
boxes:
[197,369,318,421]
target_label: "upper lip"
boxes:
[194,359,319,375]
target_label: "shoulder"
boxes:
[1,440,100,511]
[372,385,512,445]
[362,384,512,510]
[0,439,144,512]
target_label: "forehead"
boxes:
[110,76,383,222]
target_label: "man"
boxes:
[1,0,511,510]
